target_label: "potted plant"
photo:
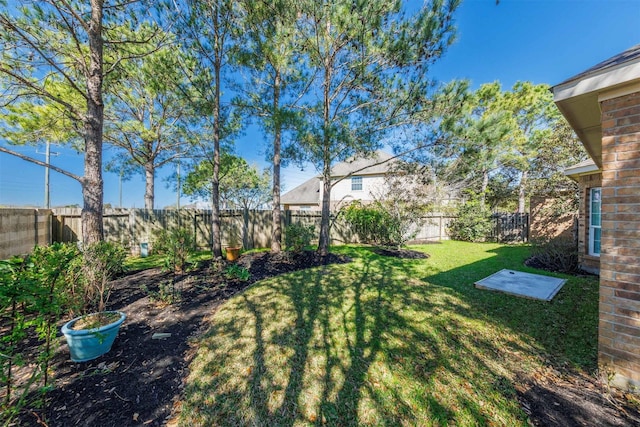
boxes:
[225,228,242,261]
[61,242,127,362]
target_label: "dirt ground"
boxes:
[14,249,640,426]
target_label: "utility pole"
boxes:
[119,167,123,208]
[37,141,59,209]
[176,160,181,211]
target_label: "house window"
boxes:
[589,187,601,256]
[351,176,362,191]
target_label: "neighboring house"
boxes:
[553,44,640,391]
[281,151,395,211]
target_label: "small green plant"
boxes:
[153,227,195,273]
[284,223,315,253]
[142,280,181,305]
[224,264,251,282]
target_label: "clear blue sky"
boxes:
[1,0,639,208]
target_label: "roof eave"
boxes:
[552,54,640,169]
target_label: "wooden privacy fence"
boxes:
[2,208,522,259]
[490,212,529,243]
[0,209,52,259]
[49,208,455,254]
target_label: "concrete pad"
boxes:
[474,269,566,301]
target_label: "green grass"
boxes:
[124,250,212,272]
[176,241,599,426]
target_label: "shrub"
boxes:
[341,200,420,248]
[153,227,195,273]
[448,198,493,242]
[284,223,315,253]
[0,243,80,423]
[69,241,127,313]
[341,201,391,246]
[529,237,579,273]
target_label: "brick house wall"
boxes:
[598,90,640,390]
[575,173,602,274]
[529,196,577,242]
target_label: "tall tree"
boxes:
[104,42,192,210]
[501,82,558,213]
[183,153,271,210]
[0,1,161,243]
[294,0,459,255]
[0,0,107,244]
[236,0,307,253]
[442,82,512,208]
[172,0,240,258]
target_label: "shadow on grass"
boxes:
[179,243,599,426]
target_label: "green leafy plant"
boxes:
[0,243,80,424]
[341,200,422,248]
[448,194,493,242]
[224,264,251,282]
[142,280,181,305]
[153,227,195,273]
[284,223,315,253]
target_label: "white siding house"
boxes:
[281,151,394,211]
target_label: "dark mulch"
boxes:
[12,249,640,427]
[516,369,640,427]
[15,251,348,427]
[373,247,430,259]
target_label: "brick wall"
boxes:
[529,196,577,242]
[575,173,602,274]
[599,90,640,390]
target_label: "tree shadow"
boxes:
[181,245,573,425]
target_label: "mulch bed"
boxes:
[373,247,430,259]
[12,249,640,426]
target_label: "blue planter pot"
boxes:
[61,311,126,362]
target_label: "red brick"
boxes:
[615,290,640,301]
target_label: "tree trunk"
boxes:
[518,169,528,213]
[82,0,105,245]
[210,11,222,259]
[144,162,154,210]
[271,69,282,253]
[480,168,489,208]
[317,55,332,257]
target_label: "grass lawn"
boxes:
[176,241,599,426]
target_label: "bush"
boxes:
[341,200,420,248]
[284,223,315,253]
[0,243,80,422]
[448,198,493,242]
[69,241,127,313]
[153,227,195,273]
[529,237,579,273]
[341,201,391,245]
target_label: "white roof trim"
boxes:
[564,162,600,178]
[553,57,640,102]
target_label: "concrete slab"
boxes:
[474,269,566,301]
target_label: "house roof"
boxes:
[281,151,396,205]
[552,44,640,167]
[330,150,395,177]
[564,158,600,179]
[280,176,320,205]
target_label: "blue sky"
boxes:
[1,0,639,208]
